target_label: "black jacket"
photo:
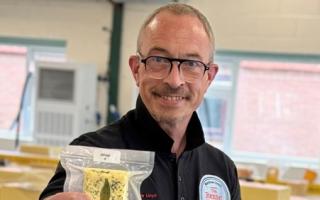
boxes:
[40,97,241,200]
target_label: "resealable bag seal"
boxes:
[60,145,155,200]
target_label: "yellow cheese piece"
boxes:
[240,181,290,200]
[83,168,129,200]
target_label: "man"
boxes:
[40,3,241,200]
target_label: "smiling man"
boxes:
[129,7,217,158]
[40,3,241,200]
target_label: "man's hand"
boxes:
[45,192,91,200]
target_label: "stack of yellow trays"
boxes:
[0,144,60,200]
[240,180,291,200]
[0,144,60,168]
[0,165,55,200]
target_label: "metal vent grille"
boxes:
[36,111,73,136]
[35,111,74,146]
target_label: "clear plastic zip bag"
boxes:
[60,145,155,200]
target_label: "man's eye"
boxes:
[184,61,199,67]
[153,57,166,63]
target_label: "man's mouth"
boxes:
[151,85,190,102]
[152,92,189,102]
[161,95,185,101]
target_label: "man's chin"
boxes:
[153,113,185,124]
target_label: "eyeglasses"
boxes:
[138,54,210,83]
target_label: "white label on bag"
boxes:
[93,149,121,164]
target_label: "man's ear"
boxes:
[129,55,140,86]
[207,63,219,83]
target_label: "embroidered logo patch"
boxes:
[199,175,231,200]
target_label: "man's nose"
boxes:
[163,63,185,88]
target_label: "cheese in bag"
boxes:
[83,168,129,200]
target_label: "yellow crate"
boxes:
[0,166,55,184]
[240,181,291,200]
[308,183,320,195]
[0,149,59,168]
[0,182,43,200]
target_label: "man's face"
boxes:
[130,11,218,124]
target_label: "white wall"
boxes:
[119,0,320,114]
[190,0,320,54]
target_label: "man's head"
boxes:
[129,3,218,125]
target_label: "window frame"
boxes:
[0,37,66,147]
[208,50,320,168]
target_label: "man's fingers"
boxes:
[45,192,91,200]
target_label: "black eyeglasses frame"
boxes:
[139,54,210,76]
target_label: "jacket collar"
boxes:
[125,96,205,153]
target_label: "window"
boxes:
[198,51,320,167]
[0,39,66,144]
[198,57,237,149]
[198,97,227,142]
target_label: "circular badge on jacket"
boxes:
[199,174,231,200]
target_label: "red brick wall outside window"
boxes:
[0,45,27,130]
[233,60,320,158]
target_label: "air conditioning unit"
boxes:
[33,61,97,146]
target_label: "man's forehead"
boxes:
[146,12,208,39]
[148,15,159,31]
[146,46,203,60]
